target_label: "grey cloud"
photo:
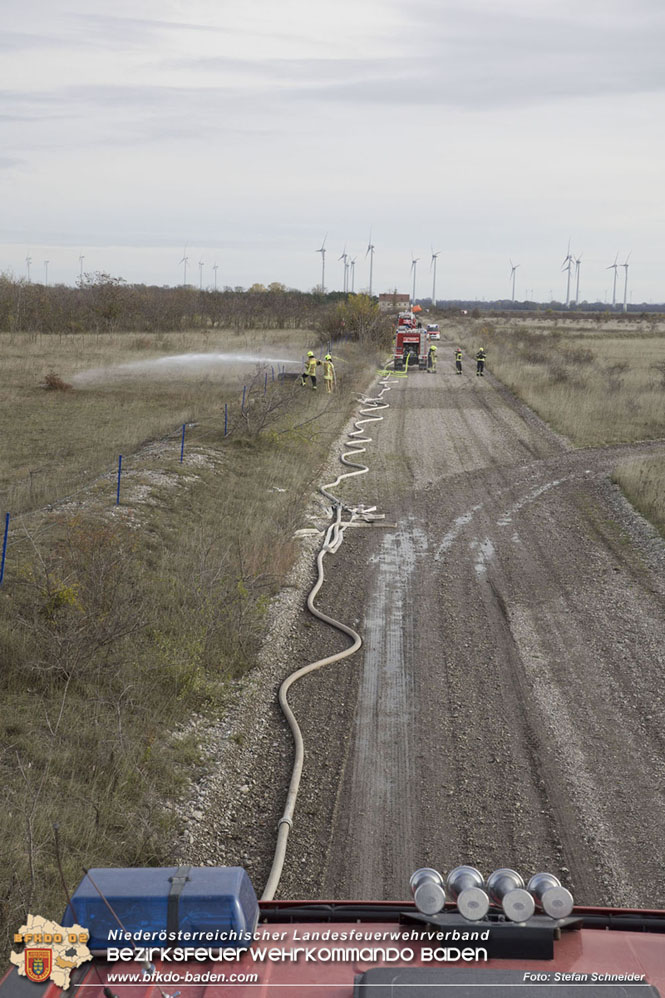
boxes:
[1,82,239,115]
[0,81,279,150]
[74,13,325,48]
[0,30,66,51]
[6,0,665,131]
[400,0,665,67]
[0,89,79,124]
[146,5,665,112]
[157,55,398,88]
[284,4,665,108]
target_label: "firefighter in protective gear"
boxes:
[455,347,463,374]
[323,354,335,393]
[301,350,321,389]
[427,345,437,372]
[476,347,486,377]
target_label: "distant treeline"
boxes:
[0,274,352,334]
[423,298,665,315]
[9,273,659,338]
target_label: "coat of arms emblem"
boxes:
[25,948,52,983]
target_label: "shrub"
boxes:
[41,372,72,391]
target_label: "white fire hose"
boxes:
[261,370,397,900]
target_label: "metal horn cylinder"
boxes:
[486,868,535,922]
[527,872,574,919]
[410,868,446,916]
[446,865,490,921]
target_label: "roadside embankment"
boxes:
[0,330,382,959]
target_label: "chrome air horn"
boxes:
[410,868,446,915]
[446,865,490,921]
[527,872,574,919]
[486,868,535,922]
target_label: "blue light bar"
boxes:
[62,867,258,951]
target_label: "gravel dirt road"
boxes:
[183,352,665,910]
[276,355,665,909]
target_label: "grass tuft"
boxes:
[41,372,72,391]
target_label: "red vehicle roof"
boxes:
[6,901,663,997]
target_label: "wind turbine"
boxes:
[561,241,574,307]
[44,260,49,286]
[365,230,375,296]
[607,253,619,307]
[430,248,441,306]
[350,256,357,293]
[25,254,32,282]
[180,246,189,287]
[212,262,219,291]
[78,254,85,284]
[316,234,327,293]
[509,259,519,302]
[410,253,419,305]
[574,252,582,305]
[198,259,204,290]
[338,246,348,293]
[621,252,631,313]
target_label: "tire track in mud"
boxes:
[325,519,425,897]
[496,495,665,905]
[427,439,665,905]
[322,372,569,896]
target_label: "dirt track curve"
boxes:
[273,355,665,910]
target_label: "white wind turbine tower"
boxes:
[607,253,619,307]
[213,263,219,291]
[430,248,441,305]
[411,254,419,305]
[180,246,189,287]
[509,259,519,301]
[365,230,375,296]
[316,234,327,293]
[561,241,574,306]
[621,252,631,313]
[338,246,348,293]
[350,257,357,293]
[198,259,204,290]
[44,260,49,286]
[574,252,582,305]
[79,254,85,284]
[25,254,32,282]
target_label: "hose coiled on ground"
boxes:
[261,371,397,900]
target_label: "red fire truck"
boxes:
[4,865,663,996]
[394,328,430,371]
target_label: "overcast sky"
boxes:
[2,0,664,302]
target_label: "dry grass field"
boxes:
[445,314,665,535]
[447,317,665,448]
[0,327,321,513]
[0,326,378,956]
[611,455,665,538]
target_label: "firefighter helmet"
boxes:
[325,354,332,360]
[307,350,314,356]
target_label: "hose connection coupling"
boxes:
[446,865,490,921]
[527,872,574,919]
[410,868,446,916]
[486,868,535,922]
